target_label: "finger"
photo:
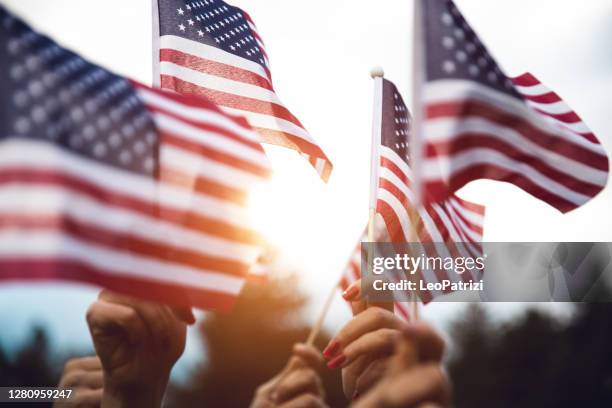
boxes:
[341,281,361,302]
[387,331,418,375]
[354,364,451,408]
[171,307,196,325]
[352,357,390,399]
[338,328,397,369]
[357,277,394,313]
[292,344,324,370]
[403,322,446,363]
[274,369,323,404]
[98,291,178,339]
[60,370,103,389]
[63,356,102,373]
[416,404,444,408]
[323,307,405,359]
[279,393,327,408]
[86,300,146,346]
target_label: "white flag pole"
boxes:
[409,0,425,319]
[302,68,386,347]
[368,67,385,242]
[151,0,161,87]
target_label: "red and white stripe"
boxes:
[339,145,485,307]
[155,3,333,181]
[0,84,271,312]
[338,236,411,322]
[376,145,485,302]
[422,73,609,213]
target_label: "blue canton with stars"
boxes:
[423,0,522,100]
[0,5,159,176]
[381,79,412,166]
[158,0,268,69]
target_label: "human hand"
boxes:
[352,327,451,407]
[251,343,328,408]
[86,290,193,408]
[331,280,444,401]
[54,356,102,408]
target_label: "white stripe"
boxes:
[0,185,260,263]
[0,230,244,294]
[447,199,484,233]
[0,139,255,229]
[422,148,592,205]
[162,145,265,189]
[513,83,550,96]
[448,198,484,229]
[380,146,415,181]
[136,87,261,144]
[160,60,283,106]
[223,107,316,144]
[424,117,607,185]
[377,189,458,284]
[539,115,592,135]
[425,80,604,153]
[153,111,268,166]
[160,35,269,83]
[526,99,572,115]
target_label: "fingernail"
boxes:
[322,340,340,358]
[327,353,346,369]
[342,285,359,301]
[352,391,360,401]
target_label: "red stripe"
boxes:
[394,303,411,321]
[0,260,238,312]
[162,131,270,177]
[160,75,306,130]
[376,201,454,299]
[146,104,264,153]
[444,201,484,240]
[131,80,252,130]
[0,169,263,244]
[512,73,540,87]
[160,48,273,91]
[253,127,330,163]
[532,109,582,125]
[160,166,247,205]
[425,134,605,197]
[446,199,484,236]
[521,92,561,104]
[424,165,578,213]
[0,215,248,277]
[426,100,608,169]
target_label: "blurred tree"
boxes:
[166,274,347,407]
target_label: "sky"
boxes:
[1,0,611,379]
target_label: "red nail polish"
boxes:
[342,285,358,301]
[352,391,360,401]
[322,340,340,358]
[327,353,346,369]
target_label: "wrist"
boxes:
[102,376,169,408]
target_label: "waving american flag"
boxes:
[340,78,485,307]
[418,0,609,213]
[153,0,334,181]
[0,5,270,311]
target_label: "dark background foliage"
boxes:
[2,278,612,407]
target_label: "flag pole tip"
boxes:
[370,66,384,78]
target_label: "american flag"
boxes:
[0,6,271,312]
[419,0,609,213]
[339,78,485,306]
[153,0,334,181]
